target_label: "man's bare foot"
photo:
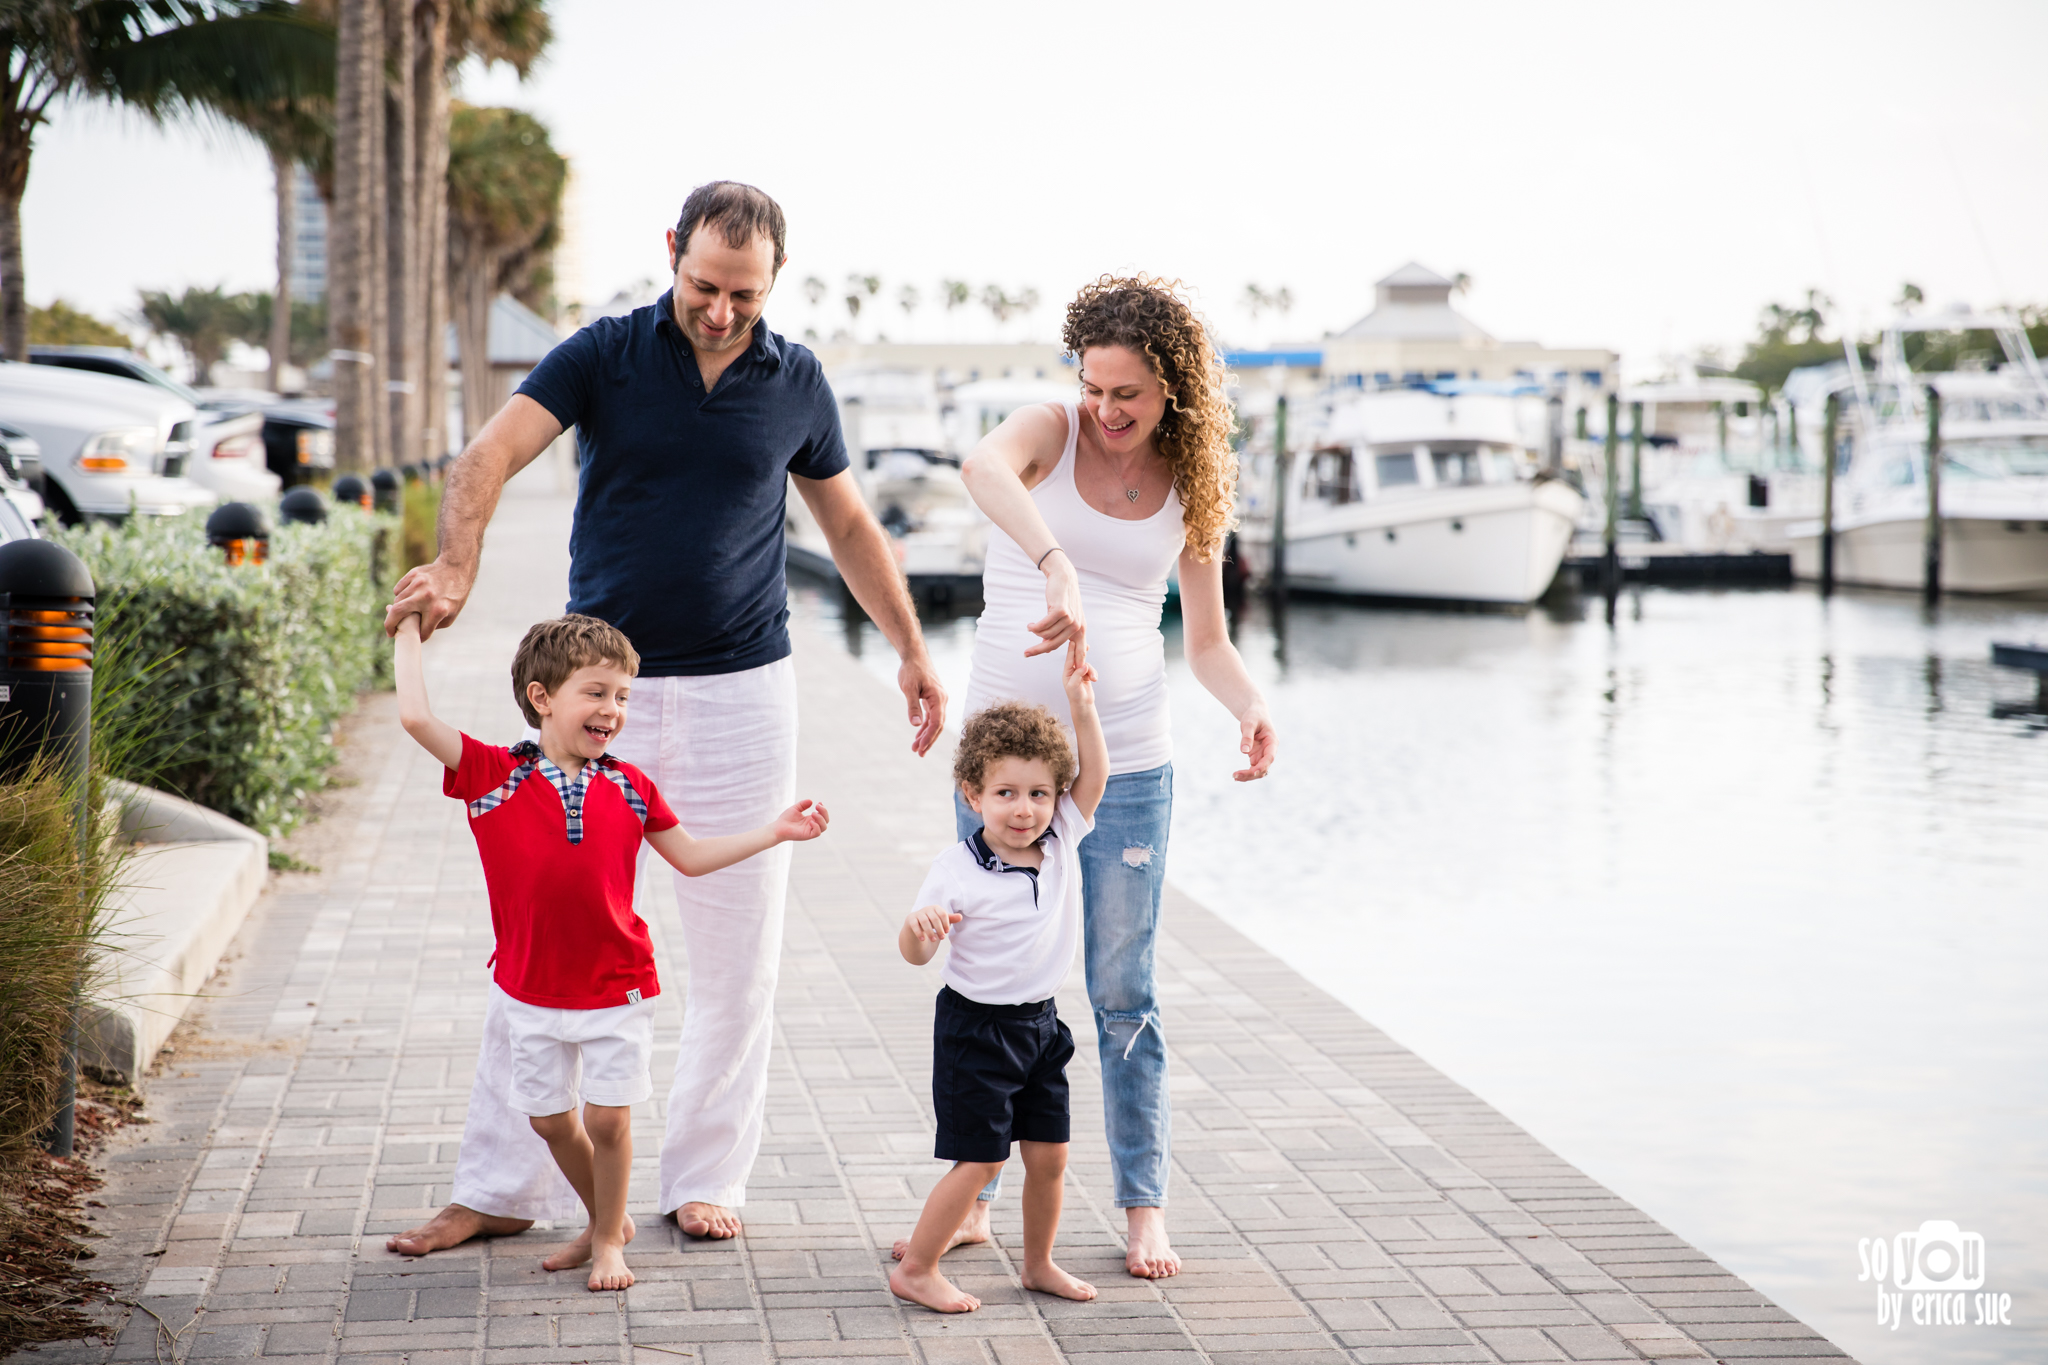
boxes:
[586,1242,633,1292]
[1125,1206,1180,1279]
[540,1213,638,1271]
[888,1263,980,1313]
[1021,1261,1096,1301]
[890,1199,990,1261]
[385,1204,534,1257]
[673,1201,741,1239]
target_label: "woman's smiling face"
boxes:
[1080,345,1169,450]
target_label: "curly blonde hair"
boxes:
[953,702,1076,795]
[1063,275,1238,560]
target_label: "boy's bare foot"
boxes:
[540,1213,638,1271]
[1021,1262,1096,1301]
[385,1204,534,1256]
[890,1200,990,1261]
[674,1201,741,1239]
[1125,1206,1180,1279]
[586,1242,633,1292]
[888,1263,980,1313]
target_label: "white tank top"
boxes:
[967,401,1186,775]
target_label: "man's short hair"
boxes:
[953,702,1076,795]
[673,180,787,275]
[511,614,640,727]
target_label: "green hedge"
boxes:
[52,510,395,838]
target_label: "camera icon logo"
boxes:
[1893,1220,1986,1292]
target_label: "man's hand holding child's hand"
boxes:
[906,904,963,944]
[774,799,830,843]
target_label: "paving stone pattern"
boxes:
[15,481,1853,1365]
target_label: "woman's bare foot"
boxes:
[540,1213,638,1272]
[1021,1261,1096,1301]
[888,1263,980,1313]
[386,1204,534,1257]
[890,1199,991,1261]
[1125,1206,1180,1278]
[675,1201,741,1239]
[586,1243,633,1292]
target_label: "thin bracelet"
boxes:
[1036,546,1066,569]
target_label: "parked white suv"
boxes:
[0,362,219,522]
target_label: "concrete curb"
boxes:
[82,780,268,1083]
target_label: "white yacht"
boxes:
[1786,313,2048,593]
[1244,386,1584,604]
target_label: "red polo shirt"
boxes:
[445,733,678,1009]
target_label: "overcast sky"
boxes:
[24,0,2048,375]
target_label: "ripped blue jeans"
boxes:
[954,762,1172,1207]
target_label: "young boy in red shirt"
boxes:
[394,613,828,1291]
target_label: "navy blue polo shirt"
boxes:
[515,292,847,675]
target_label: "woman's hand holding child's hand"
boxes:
[1061,644,1099,707]
[775,799,831,843]
[906,905,963,944]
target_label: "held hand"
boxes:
[775,799,830,843]
[1234,701,1276,782]
[385,557,476,640]
[395,613,422,642]
[906,905,964,944]
[1024,557,1086,660]
[1060,642,1098,708]
[899,655,948,758]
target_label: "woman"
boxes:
[950,275,1274,1278]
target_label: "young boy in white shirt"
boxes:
[394,612,828,1291]
[889,650,1106,1313]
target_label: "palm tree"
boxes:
[0,1,332,362]
[445,102,563,441]
[843,272,878,336]
[330,0,381,469]
[897,282,918,325]
[138,284,258,381]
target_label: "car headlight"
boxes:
[78,426,158,473]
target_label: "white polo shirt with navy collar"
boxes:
[911,793,1092,1006]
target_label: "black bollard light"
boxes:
[279,486,328,525]
[206,501,272,567]
[0,538,95,1158]
[371,467,401,515]
[332,474,371,510]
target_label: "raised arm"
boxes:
[792,470,947,756]
[643,799,829,879]
[1061,647,1110,820]
[961,402,1088,659]
[385,394,564,639]
[1178,548,1274,781]
[393,615,462,770]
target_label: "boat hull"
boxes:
[1788,515,2048,593]
[1277,481,1583,604]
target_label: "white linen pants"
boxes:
[448,659,798,1219]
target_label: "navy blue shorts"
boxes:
[932,986,1074,1162]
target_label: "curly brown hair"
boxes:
[953,702,1076,795]
[1063,274,1238,560]
[512,614,639,726]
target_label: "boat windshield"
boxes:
[1430,448,1519,487]
[1375,451,1419,487]
[1941,438,2048,479]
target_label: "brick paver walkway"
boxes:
[19,479,1852,1365]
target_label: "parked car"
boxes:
[0,362,218,523]
[30,346,279,502]
[204,390,335,485]
[0,424,42,542]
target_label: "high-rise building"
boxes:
[288,165,327,304]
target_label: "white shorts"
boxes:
[494,983,658,1117]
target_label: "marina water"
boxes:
[792,577,2047,1365]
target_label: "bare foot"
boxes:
[540,1213,638,1271]
[890,1199,990,1261]
[1021,1261,1096,1301]
[673,1201,742,1239]
[888,1262,980,1313]
[587,1242,633,1292]
[386,1204,534,1257]
[1125,1206,1180,1279]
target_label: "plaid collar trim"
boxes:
[466,741,648,844]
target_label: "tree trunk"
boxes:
[330,0,379,472]
[415,0,450,461]
[366,0,392,470]
[384,0,418,467]
[0,97,34,363]
[269,150,295,393]
[451,230,499,443]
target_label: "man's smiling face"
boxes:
[665,226,778,356]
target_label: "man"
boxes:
[385,181,944,1252]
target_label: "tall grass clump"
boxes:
[51,508,395,839]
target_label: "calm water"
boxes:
[791,576,2048,1365]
